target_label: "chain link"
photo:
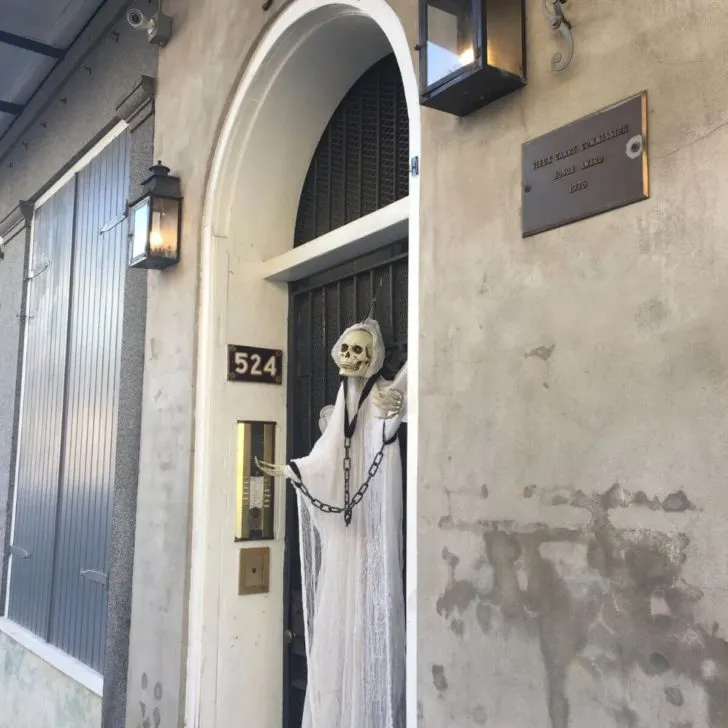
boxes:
[291,430,389,526]
[343,437,352,525]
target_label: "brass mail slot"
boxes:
[235,420,276,541]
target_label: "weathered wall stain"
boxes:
[432,664,449,692]
[436,548,477,619]
[0,631,101,727]
[635,298,669,331]
[436,484,728,727]
[137,673,163,728]
[472,704,488,724]
[525,344,556,361]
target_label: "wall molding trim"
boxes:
[115,75,156,131]
[0,202,33,249]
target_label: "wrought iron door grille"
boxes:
[294,54,410,247]
[284,242,408,727]
[290,242,408,450]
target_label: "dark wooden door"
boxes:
[283,241,408,727]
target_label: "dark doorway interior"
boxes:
[282,49,410,728]
[282,240,408,727]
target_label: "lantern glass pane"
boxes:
[149,196,180,260]
[426,0,475,87]
[130,198,151,261]
[484,0,523,75]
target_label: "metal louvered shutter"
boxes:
[7,179,76,639]
[8,132,130,673]
[49,133,131,671]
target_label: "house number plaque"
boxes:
[227,344,283,384]
[522,92,649,237]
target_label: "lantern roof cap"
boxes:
[140,160,181,198]
[149,161,171,177]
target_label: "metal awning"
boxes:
[0,0,108,142]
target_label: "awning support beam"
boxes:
[0,30,66,59]
[0,100,24,116]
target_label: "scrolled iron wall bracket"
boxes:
[543,0,574,72]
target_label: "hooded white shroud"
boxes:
[287,319,406,728]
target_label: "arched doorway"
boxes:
[189,2,420,726]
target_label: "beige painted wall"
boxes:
[126,1,267,725]
[418,0,728,726]
[131,0,728,726]
[0,633,100,728]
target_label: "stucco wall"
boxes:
[126,2,289,723]
[140,0,728,726]
[127,2,417,726]
[124,2,264,723]
[0,631,101,728]
[418,0,728,726]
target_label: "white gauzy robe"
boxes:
[290,364,406,728]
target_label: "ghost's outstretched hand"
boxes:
[255,457,287,479]
[373,387,404,420]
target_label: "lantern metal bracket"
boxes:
[543,0,574,72]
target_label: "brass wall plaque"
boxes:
[522,92,649,237]
[235,421,276,541]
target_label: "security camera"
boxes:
[126,8,151,29]
[126,7,172,45]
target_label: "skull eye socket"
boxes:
[352,345,363,355]
[340,344,349,353]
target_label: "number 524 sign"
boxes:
[227,345,283,385]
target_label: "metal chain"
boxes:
[343,437,352,524]
[291,430,388,526]
[344,446,386,525]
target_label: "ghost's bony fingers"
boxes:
[255,457,277,475]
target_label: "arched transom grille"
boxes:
[294,53,410,247]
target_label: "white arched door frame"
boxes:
[188,1,420,725]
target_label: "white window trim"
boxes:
[0,617,103,696]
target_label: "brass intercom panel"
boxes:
[235,420,276,541]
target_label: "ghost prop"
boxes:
[257,319,406,728]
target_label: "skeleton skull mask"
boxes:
[338,328,373,377]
